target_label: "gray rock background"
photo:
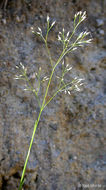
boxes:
[0,0,105,189]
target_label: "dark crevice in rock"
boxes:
[34,174,38,183]
[0,158,5,164]
[1,177,8,190]
[35,174,40,190]
[90,67,96,71]
[13,172,20,179]
[72,0,77,4]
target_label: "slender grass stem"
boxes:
[45,41,53,67]
[19,110,43,190]
[42,49,66,109]
[43,81,73,109]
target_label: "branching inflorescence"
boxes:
[15,11,92,190]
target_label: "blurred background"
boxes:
[0,0,105,189]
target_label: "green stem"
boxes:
[42,49,65,109]
[19,109,43,190]
[45,28,53,67]
[45,41,53,67]
[65,22,79,49]
[43,81,73,109]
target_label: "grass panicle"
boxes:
[15,11,92,190]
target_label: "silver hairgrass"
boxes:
[15,11,92,190]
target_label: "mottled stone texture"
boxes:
[0,0,105,190]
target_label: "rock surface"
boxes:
[0,0,105,189]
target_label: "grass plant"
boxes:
[15,11,92,190]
